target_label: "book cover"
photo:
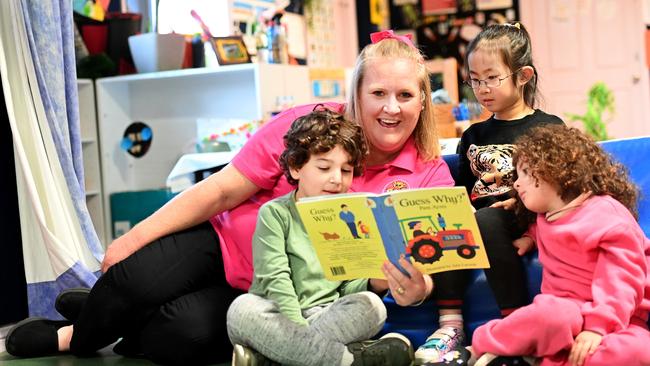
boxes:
[296,187,490,280]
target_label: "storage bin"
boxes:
[110,189,176,238]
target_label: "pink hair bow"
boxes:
[370,30,417,50]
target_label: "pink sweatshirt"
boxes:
[528,195,650,335]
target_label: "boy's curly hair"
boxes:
[512,124,639,225]
[279,108,368,186]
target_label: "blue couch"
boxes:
[380,136,650,348]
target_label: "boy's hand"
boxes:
[512,236,535,256]
[569,330,602,366]
[490,197,516,210]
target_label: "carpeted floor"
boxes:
[0,348,159,365]
[0,350,230,366]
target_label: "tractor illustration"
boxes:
[365,196,480,269]
[403,217,478,264]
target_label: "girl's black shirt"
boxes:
[456,109,564,208]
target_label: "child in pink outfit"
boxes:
[470,124,650,366]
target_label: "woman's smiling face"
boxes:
[358,57,423,164]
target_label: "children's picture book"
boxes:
[296,187,490,280]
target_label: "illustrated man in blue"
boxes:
[339,204,361,239]
[437,213,447,230]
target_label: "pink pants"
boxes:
[472,294,650,366]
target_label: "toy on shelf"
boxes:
[198,119,266,153]
[453,100,490,135]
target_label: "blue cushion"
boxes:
[381,136,650,347]
[601,137,650,237]
[442,153,460,184]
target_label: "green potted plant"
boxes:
[566,82,615,141]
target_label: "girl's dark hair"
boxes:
[512,124,639,225]
[279,107,368,185]
[465,23,539,108]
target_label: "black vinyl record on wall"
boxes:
[120,121,153,158]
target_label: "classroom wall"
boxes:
[521,0,650,138]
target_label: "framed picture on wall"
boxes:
[422,0,458,15]
[212,36,251,65]
[476,0,513,11]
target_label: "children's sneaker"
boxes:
[348,332,414,366]
[473,352,536,366]
[414,327,465,364]
[421,345,471,365]
[231,344,279,366]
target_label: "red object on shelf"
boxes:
[181,39,193,69]
[80,24,108,55]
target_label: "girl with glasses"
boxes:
[415,22,564,365]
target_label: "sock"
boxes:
[340,347,354,366]
[439,313,464,330]
[57,325,73,351]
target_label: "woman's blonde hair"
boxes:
[346,39,440,161]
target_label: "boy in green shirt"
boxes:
[227,108,414,366]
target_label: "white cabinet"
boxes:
[94,64,314,240]
[77,79,107,247]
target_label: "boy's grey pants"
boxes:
[227,291,387,366]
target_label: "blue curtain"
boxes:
[19,0,102,317]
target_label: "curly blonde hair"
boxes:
[512,124,639,224]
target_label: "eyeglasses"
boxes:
[464,70,519,89]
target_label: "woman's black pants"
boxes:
[69,222,244,365]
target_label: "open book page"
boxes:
[296,187,490,280]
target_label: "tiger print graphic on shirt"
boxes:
[466,143,515,200]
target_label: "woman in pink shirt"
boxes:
[6,31,453,365]
[468,124,650,366]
